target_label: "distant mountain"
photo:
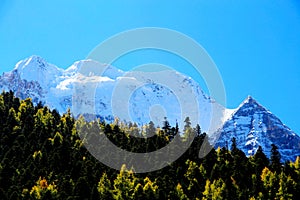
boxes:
[1,55,299,161]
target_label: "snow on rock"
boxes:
[14,55,63,88]
[1,55,299,162]
[214,96,300,162]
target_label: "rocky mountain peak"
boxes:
[1,56,299,162]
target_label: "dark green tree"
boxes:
[270,144,282,173]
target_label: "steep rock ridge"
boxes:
[214,96,300,161]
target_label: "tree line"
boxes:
[0,91,299,199]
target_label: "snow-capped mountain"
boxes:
[1,55,299,161]
[0,55,230,133]
[214,96,300,161]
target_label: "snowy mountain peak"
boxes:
[13,55,62,87]
[1,56,299,162]
[215,96,300,161]
[15,55,49,71]
[232,96,269,118]
[242,96,264,108]
[244,95,255,103]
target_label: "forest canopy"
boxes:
[0,91,299,199]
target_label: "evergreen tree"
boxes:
[183,117,191,133]
[145,121,156,137]
[276,171,296,200]
[292,156,300,199]
[194,124,201,137]
[202,178,227,200]
[261,167,279,199]
[253,146,269,174]
[270,144,282,173]
[113,165,138,200]
[162,117,171,134]
[231,137,238,153]
[98,172,113,199]
[175,183,188,200]
[143,177,158,200]
[183,160,201,198]
[132,183,144,200]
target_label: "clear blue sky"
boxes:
[0,1,299,133]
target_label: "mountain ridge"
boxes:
[1,55,299,161]
[214,95,300,161]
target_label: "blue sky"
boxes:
[0,0,299,133]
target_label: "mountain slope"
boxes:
[214,96,300,161]
[0,56,230,134]
[1,55,299,161]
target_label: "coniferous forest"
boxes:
[1,91,300,200]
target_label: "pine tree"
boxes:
[98,172,112,199]
[261,167,279,199]
[292,156,300,199]
[145,121,156,137]
[183,117,191,133]
[175,183,188,200]
[231,137,238,153]
[143,177,158,200]
[270,144,281,173]
[183,125,194,143]
[162,117,171,134]
[184,160,201,198]
[250,146,269,197]
[194,124,201,137]
[253,146,269,174]
[132,183,143,200]
[202,178,227,200]
[276,171,296,200]
[113,165,138,200]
